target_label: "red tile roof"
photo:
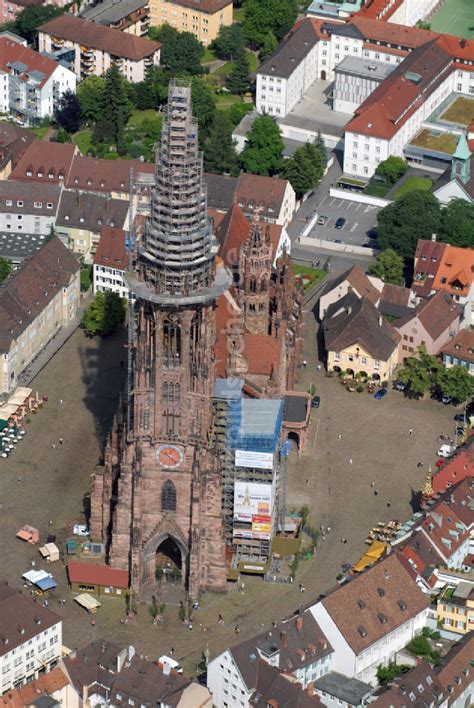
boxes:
[432,244,474,297]
[94,226,127,271]
[40,15,161,61]
[242,333,283,376]
[67,561,129,589]
[434,476,474,529]
[66,154,154,194]
[413,239,448,298]
[436,633,473,703]
[236,173,289,218]
[1,667,70,707]
[217,203,282,268]
[9,139,76,183]
[0,36,60,89]
[441,329,474,364]
[356,0,404,21]
[432,441,474,495]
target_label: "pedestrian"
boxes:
[374,489,378,496]
[17,476,21,484]
[342,538,347,544]
[49,520,53,526]
[218,613,224,625]
[302,360,307,367]
[51,443,56,449]
[417,462,423,468]
[337,433,342,441]
[272,620,276,627]
[370,481,375,488]
[408,428,413,437]
[326,526,331,533]
[348,458,353,465]
[235,624,240,634]
[59,399,63,406]
[317,364,322,371]
[188,623,193,631]
[170,647,174,655]
[59,438,64,445]
[387,500,391,508]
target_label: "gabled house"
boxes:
[322,295,401,380]
[207,609,333,707]
[418,503,470,571]
[395,290,462,359]
[441,329,474,375]
[309,553,430,685]
[319,265,380,320]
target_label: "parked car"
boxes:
[311,395,321,408]
[335,217,346,229]
[367,228,378,239]
[437,443,456,458]
[374,388,387,400]
[317,215,328,225]
[334,238,343,244]
[442,395,453,405]
[394,380,407,392]
[73,524,90,537]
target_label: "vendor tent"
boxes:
[22,569,51,585]
[36,576,57,592]
[16,526,39,544]
[74,594,100,613]
[352,541,387,573]
[39,543,60,562]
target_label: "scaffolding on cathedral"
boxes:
[212,379,285,569]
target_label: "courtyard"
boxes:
[0,303,458,675]
[430,0,474,39]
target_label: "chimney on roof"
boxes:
[280,631,288,646]
[431,233,437,242]
[295,616,303,632]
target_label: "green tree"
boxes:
[368,248,404,285]
[374,156,408,185]
[440,199,474,249]
[13,3,63,45]
[397,345,440,397]
[435,365,474,403]
[203,111,239,175]
[415,20,431,29]
[0,257,12,283]
[151,25,204,74]
[54,90,82,134]
[77,76,106,124]
[243,0,298,46]
[240,114,284,175]
[259,31,278,60]
[226,101,254,127]
[132,66,168,110]
[377,191,441,258]
[315,129,327,169]
[376,662,410,686]
[283,141,325,197]
[191,77,217,141]
[210,24,245,60]
[81,291,126,336]
[55,127,71,143]
[94,63,133,149]
[225,48,251,95]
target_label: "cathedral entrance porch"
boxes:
[141,530,189,602]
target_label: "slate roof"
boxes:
[314,671,373,706]
[0,236,79,353]
[250,659,322,707]
[0,582,61,658]
[320,553,430,654]
[204,172,237,212]
[283,394,309,423]
[323,264,380,305]
[323,296,400,361]
[230,609,332,690]
[399,530,441,590]
[80,0,148,25]
[396,290,462,341]
[236,173,290,219]
[63,639,125,694]
[39,14,161,61]
[436,476,474,528]
[258,18,321,79]
[0,180,60,215]
[57,191,128,232]
[420,502,469,559]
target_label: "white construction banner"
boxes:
[235,449,274,469]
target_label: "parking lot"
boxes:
[307,194,381,246]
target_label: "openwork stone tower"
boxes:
[90,80,232,598]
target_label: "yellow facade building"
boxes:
[437,582,474,636]
[149,0,233,44]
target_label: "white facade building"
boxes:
[309,554,430,686]
[93,225,129,298]
[0,181,60,235]
[0,584,62,695]
[0,36,76,125]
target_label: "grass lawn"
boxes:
[215,51,258,76]
[80,265,92,292]
[216,93,244,108]
[395,175,433,198]
[127,109,160,127]
[233,7,245,22]
[293,265,326,292]
[73,129,93,156]
[440,96,474,125]
[29,125,49,139]
[364,181,390,198]
[202,47,216,63]
[410,129,458,154]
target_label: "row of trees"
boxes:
[398,345,474,402]
[377,191,474,258]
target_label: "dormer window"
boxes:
[17,201,23,207]
[120,181,125,188]
[47,202,53,209]
[5,199,12,206]
[26,170,32,177]
[87,178,92,185]
[48,172,54,179]
[74,177,79,184]
[378,612,387,625]
[64,215,69,221]
[37,171,43,178]
[79,217,84,223]
[357,625,367,637]
[377,587,385,597]
[34,201,42,208]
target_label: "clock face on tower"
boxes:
[156,444,185,469]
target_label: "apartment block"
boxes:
[149,0,232,44]
[38,14,161,82]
